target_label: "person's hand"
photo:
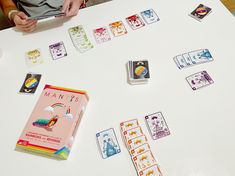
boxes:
[62,0,84,17]
[11,11,37,32]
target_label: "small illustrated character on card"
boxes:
[49,42,67,60]
[109,21,128,37]
[96,128,121,159]
[93,27,111,44]
[126,14,145,30]
[25,49,43,67]
[141,9,160,24]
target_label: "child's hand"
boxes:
[11,11,37,32]
[62,0,84,17]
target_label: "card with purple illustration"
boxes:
[96,128,121,159]
[145,112,170,140]
[49,41,67,60]
[186,71,214,90]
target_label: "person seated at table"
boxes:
[0,0,87,32]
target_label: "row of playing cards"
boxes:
[92,9,160,44]
[25,42,67,67]
[127,60,150,85]
[68,25,94,53]
[189,4,212,22]
[173,49,213,69]
[96,128,121,159]
[186,70,214,90]
[120,119,162,176]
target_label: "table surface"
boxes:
[0,0,235,176]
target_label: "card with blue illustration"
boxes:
[96,128,121,159]
[140,9,160,24]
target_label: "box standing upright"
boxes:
[15,85,89,160]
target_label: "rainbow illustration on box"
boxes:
[15,85,89,160]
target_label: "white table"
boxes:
[0,0,235,176]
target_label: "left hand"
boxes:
[62,0,84,17]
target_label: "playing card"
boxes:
[132,150,157,172]
[138,164,162,176]
[174,55,188,69]
[126,14,145,30]
[96,128,121,159]
[140,9,160,24]
[109,21,128,37]
[188,49,213,65]
[182,53,194,66]
[19,73,41,94]
[120,119,139,132]
[28,12,65,20]
[133,60,150,79]
[68,25,94,53]
[25,49,43,67]
[127,135,148,150]
[93,27,111,44]
[130,143,151,157]
[186,70,214,90]
[189,4,212,21]
[123,126,143,142]
[49,41,67,60]
[145,112,170,140]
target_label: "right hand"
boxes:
[11,11,38,32]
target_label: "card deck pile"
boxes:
[126,14,145,30]
[109,21,128,37]
[19,73,41,94]
[186,70,214,90]
[68,25,94,53]
[49,41,67,60]
[173,49,213,69]
[145,112,170,140]
[93,27,111,44]
[140,9,160,24]
[96,128,121,159]
[25,49,43,67]
[120,119,162,176]
[127,60,150,84]
[189,4,212,21]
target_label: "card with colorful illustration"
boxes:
[123,126,143,142]
[130,143,151,157]
[133,60,150,79]
[93,27,111,44]
[133,150,157,172]
[96,128,121,159]
[25,49,43,67]
[138,164,162,176]
[186,70,214,90]
[127,135,148,150]
[140,9,160,24]
[49,41,67,60]
[145,112,170,140]
[120,119,139,132]
[68,25,94,53]
[126,14,145,30]
[189,4,212,21]
[109,21,128,37]
[19,73,41,94]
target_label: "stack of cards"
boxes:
[25,49,43,67]
[140,9,160,24]
[93,27,111,44]
[120,119,162,176]
[127,60,150,84]
[49,41,67,60]
[189,4,212,21]
[173,49,213,69]
[145,112,170,140]
[68,25,94,53]
[19,73,41,94]
[96,128,121,159]
[186,70,214,90]
[109,21,128,37]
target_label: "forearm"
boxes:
[0,0,18,19]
